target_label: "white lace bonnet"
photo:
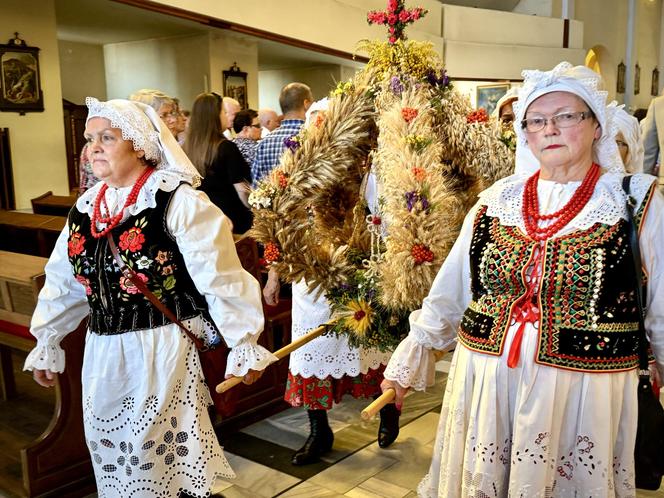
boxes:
[612,103,644,173]
[512,61,624,174]
[85,97,202,187]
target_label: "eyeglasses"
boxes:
[616,140,629,149]
[159,111,179,119]
[521,111,592,133]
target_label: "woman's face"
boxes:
[157,102,179,137]
[616,132,629,165]
[525,91,601,172]
[85,117,145,187]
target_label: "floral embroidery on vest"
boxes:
[66,185,216,336]
[458,182,656,372]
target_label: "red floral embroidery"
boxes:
[119,272,148,294]
[68,232,86,257]
[119,227,145,252]
[75,275,92,295]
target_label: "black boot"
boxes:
[378,402,400,448]
[291,409,334,465]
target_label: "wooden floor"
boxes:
[0,350,55,498]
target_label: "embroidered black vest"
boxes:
[67,185,215,335]
[458,182,656,372]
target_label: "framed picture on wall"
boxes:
[0,33,44,113]
[476,83,510,116]
[222,62,248,109]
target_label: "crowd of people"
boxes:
[22,61,664,498]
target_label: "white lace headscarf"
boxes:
[490,86,519,119]
[612,104,644,173]
[85,97,202,187]
[513,61,624,175]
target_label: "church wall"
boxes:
[58,40,107,104]
[104,33,209,110]
[512,0,553,17]
[258,65,342,112]
[207,31,259,110]
[0,0,69,210]
[445,41,585,81]
[149,0,437,56]
[573,0,661,110]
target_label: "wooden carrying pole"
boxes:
[360,349,446,420]
[215,322,334,393]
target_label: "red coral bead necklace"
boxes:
[522,162,600,241]
[90,166,155,239]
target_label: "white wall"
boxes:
[208,32,259,109]
[513,0,553,16]
[104,33,209,109]
[58,40,106,104]
[0,0,69,209]
[258,65,343,112]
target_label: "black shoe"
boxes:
[291,409,334,465]
[378,402,400,448]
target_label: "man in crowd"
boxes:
[222,96,242,139]
[233,109,261,170]
[252,83,313,185]
[258,108,280,138]
[641,93,664,177]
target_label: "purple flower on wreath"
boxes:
[405,191,429,212]
[389,76,404,96]
[284,135,300,153]
[426,69,449,88]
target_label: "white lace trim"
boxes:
[289,280,390,379]
[75,168,186,220]
[24,343,65,373]
[86,96,161,163]
[513,61,625,175]
[383,335,437,391]
[478,172,656,233]
[225,341,278,377]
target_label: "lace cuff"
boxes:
[383,336,438,391]
[224,339,278,377]
[23,342,65,373]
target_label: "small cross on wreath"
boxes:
[367,0,428,44]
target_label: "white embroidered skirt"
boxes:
[289,280,390,379]
[419,321,638,498]
[81,319,233,498]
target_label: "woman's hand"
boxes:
[224,369,264,385]
[263,268,280,306]
[380,378,410,411]
[33,369,57,388]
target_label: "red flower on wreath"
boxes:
[120,272,148,294]
[264,242,281,263]
[401,107,418,123]
[411,166,426,181]
[467,108,489,124]
[276,170,289,189]
[68,232,86,257]
[411,244,434,265]
[119,227,145,252]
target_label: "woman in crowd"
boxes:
[184,93,253,234]
[614,105,645,173]
[129,88,181,139]
[262,98,399,466]
[381,62,664,497]
[24,97,275,497]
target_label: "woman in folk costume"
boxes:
[613,105,645,174]
[262,99,399,466]
[381,62,664,497]
[23,97,276,498]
